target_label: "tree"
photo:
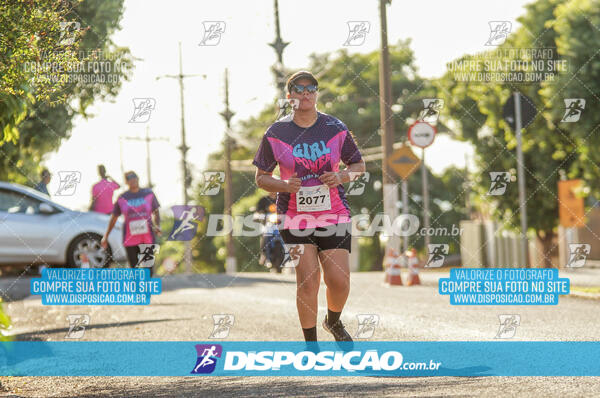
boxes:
[542,0,600,189]
[436,0,599,266]
[0,0,133,184]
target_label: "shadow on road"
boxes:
[12,318,189,340]
[158,273,295,293]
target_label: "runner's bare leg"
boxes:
[319,249,350,312]
[294,244,320,328]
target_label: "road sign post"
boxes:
[503,92,536,267]
[408,121,436,251]
[514,92,528,266]
[387,144,421,253]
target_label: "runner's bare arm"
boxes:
[152,209,162,236]
[319,160,366,187]
[255,168,300,193]
[342,160,366,182]
[101,214,118,249]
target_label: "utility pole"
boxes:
[514,92,529,266]
[156,42,205,273]
[269,0,290,98]
[378,0,400,254]
[220,69,237,274]
[119,137,125,176]
[121,126,168,188]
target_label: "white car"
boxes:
[0,181,126,268]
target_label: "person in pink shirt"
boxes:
[90,165,120,214]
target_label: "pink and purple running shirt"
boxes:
[92,178,120,214]
[252,112,363,229]
[112,188,160,247]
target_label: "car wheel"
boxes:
[67,234,111,268]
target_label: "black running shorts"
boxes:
[279,222,352,252]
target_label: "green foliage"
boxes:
[436,0,599,241]
[0,298,12,342]
[543,0,600,188]
[0,0,133,184]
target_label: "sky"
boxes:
[44,0,532,210]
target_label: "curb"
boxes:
[569,290,600,300]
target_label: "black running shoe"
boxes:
[322,316,353,342]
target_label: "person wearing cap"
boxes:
[253,70,366,345]
[34,169,51,196]
[101,171,161,274]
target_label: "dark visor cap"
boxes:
[286,71,318,93]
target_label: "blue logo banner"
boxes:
[2,341,600,376]
[439,268,569,305]
[29,268,161,305]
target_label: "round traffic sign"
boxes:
[408,121,436,148]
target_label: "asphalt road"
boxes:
[1,270,600,397]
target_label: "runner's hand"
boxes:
[286,173,301,193]
[319,171,343,188]
[100,236,108,249]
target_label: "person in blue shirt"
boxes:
[34,169,51,196]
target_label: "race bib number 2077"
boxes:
[296,185,331,212]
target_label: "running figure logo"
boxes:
[488,172,511,195]
[418,99,444,123]
[129,98,156,123]
[191,344,223,374]
[425,244,449,268]
[485,21,512,46]
[168,205,205,241]
[65,314,90,339]
[495,314,520,339]
[209,314,234,339]
[136,244,160,268]
[282,244,305,268]
[59,21,80,46]
[276,98,299,120]
[200,172,225,195]
[344,21,370,46]
[566,244,590,268]
[355,314,379,339]
[561,99,586,122]
[199,21,226,46]
[55,171,81,196]
[346,172,370,196]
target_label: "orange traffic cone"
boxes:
[383,248,401,284]
[387,261,403,286]
[406,248,421,286]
